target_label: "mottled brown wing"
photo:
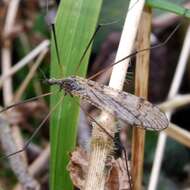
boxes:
[70,76,169,131]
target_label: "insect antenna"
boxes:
[0,92,53,113]
[45,0,64,77]
[74,24,102,74]
[38,68,47,80]
[88,20,183,80]
[50,23,64,77]
[0,94,63,159]
[74,20,120,75]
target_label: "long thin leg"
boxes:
[0,92,53,113]
[0,95,64,159]
[76,100,133,190]
[88,21,182,80]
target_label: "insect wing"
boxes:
[70,76,169,131]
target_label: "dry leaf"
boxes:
[67,147,130,190]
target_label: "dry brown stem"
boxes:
[131,6,151,190]
[0,1,41,189]
[14,145,50,190]
[14,49,48,101]
[84,1,146,190]
[165,123,190,148]
[0,115,40,190]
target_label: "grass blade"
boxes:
[146,0,190,18]
[50,0,103,189]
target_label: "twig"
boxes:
[29,145,50,177]
[165,123,190,148]
[131,6,151,190]
[1,1,38,189]
[3,0,20,37]
[0,115,40,190]
[0,40,50,88]
[148,24,190,190]
[19,34,48,98]
[2,0,18,104]
[159,94,190,111]
[14,48,49,101]
[84,1,146,190]
[2,0,26,164]
[2,44,13,104]
[14,145,50,190]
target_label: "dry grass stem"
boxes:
[131,6,151,190]
[0,1,37,189]
[0,40,50,88]
[159,94,190,111]
[166,123,190,148]
[2,0,25,164]
[0,115,40,190]
[14,145,50,190]
[2,46,13,104]
[84,1,146,190]
[148,24,190,190]
[14,48,49,101]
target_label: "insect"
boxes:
[0,0,188,189]
[45,76,169,131]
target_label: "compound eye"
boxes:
[71,82,83,91]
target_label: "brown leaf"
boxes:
[105,157,130,190]
[67,147,130,190]
[67,147,89,189]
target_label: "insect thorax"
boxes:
[46,76,86,95]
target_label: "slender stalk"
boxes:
[13,145,50,190]
[165,123,190,148]
[14,49,48,101]
[0,40,49,88]
[84,1,146,189]
[131,6,151,190]
[1,0,27,181]
[159,94,190,112]
[148,24,190,190]
[0,114,40,190]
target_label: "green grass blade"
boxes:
[146,0,190,18]
[50,0,103,189]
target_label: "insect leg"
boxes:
[88,20,183,80]
[77,100,133,190]
[0,92,53,113]
[0,95,63,159]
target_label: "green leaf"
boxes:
[146,0,190,18]
[50,0,103,189]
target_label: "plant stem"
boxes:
[131,6,151,190]
[84,0,146,189]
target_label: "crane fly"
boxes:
[2,0,184,160]
[1,0,188,189]
[45,76,168,130]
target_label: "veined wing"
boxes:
[66,76,169,131]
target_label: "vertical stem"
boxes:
[84,114,115,190]
[2,0,26,163]
[84,0,146,189]
[131,6,152,190]
[148,24,190,190]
